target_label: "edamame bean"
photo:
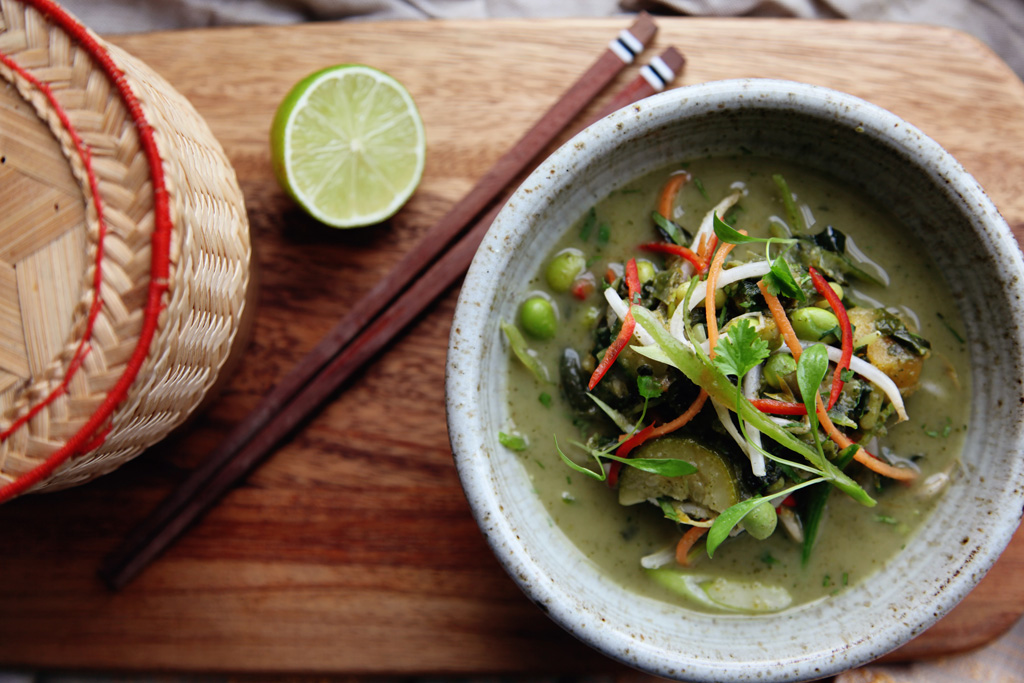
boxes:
[790,307,839,342]
[545,249,586,293]
[636,259,656,284]
[740,501,778,540]
[520,295,558,340]
[815,282,844,309]
[763,353,797,389]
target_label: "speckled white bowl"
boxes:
[445,79,1024,682]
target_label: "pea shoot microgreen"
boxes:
[554,436,697,483]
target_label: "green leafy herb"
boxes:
[923,417,952,438]
[796,343,830,437]
[713,213,765,245]
[554,436,697,482]
[501,320,550,383]
[498,431,527,451]
[652,211,688,246]
[597,222,611,245]
[707,477,826,557]
[763,255,806,301]
[936,311,966,344]
[801,484,830,565]
[694,177,710,201]
[875,514,898,525]
[761,551,779,566]
[631,306,874,507]
[538,392,552,407]
[580,207,596,241]
[609,454,697,477]
[713,318,770,379]
[637,375,663,399]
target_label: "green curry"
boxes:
[501,157,969,613]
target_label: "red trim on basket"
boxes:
[0,0,173,502]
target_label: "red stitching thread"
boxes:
[0,0,173,501]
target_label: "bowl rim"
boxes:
[446,77,1024,682]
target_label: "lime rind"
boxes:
[271,64,426,229]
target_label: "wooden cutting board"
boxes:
[1,16,1023,676]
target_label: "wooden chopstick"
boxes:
[100,27,677,591]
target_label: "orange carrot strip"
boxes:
[608,390,709,487]
[758,279,803,359]
[705,240,738,356]
[815,395,917,481]
[648,389,709,440]
[676,525,708,566]
[658,171,691,219]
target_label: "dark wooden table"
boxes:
[1,16,1023,675]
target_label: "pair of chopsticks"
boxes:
[100,13,685,590]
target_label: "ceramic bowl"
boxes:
[445,79,1024,682]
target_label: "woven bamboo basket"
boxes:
[0,0,252,501]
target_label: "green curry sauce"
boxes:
[502,157,970,613]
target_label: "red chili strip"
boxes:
[750,397,808,416]
[808,266,852,409]
[608,423,658,487]
[639,242,705,272]
[587,259,641,391]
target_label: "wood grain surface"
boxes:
[1,16,1023,676]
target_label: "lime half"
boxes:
[271,64,426,228]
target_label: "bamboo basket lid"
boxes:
[0,0,252,500]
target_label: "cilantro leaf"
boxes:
[764,256,806,301]
[712,319,770,379]
[637,375,663,399]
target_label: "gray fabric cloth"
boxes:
[60,0,1024,78]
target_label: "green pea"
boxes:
[740,501,778,540]
[636,259,656,284]
[545,249,586,293]
[519,295,558,340]
[763,353,797,389]
[790,307,839,342]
